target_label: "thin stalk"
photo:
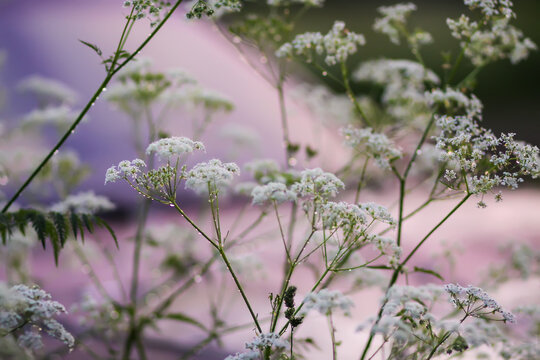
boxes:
[218,246,262,333]
[400,193,471,266]
[456,66,483,89]
[328,311,337,360]
[354,157,369,203]
[171,202,262,333]
[277,81,293,166]
[274,202,292,263]
[340,62,371,127]
[359,194,471,360]
[1,0,185,213]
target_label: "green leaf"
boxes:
[52,212,68,246]
[70,212,79,239]
[79,40,103,56]
[29,211,47,249]
[159,313,207,332]
[81,213,95,234]
[46,220,60,266]
[1,208,117,265]
[413,266,444,281]
[94,217,118,249]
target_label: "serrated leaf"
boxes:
[94,217,118,249]
[82,214,94,233]
[159,313,207,332]
[52,212,68,247]
[46,220,60,266]
[79,40,103,56]
[413,266,444,281]
[30,211,47,249]
[69,212,79,239]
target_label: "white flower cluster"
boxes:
[300,289,354,316]
[267,0,324,7]
[383,285,444,317]
[0,283,74,351]
[373,3,432,46]
[105,158,147,184]
[353,59,439,121]
[426,88,483,120]
[444,283,516,323]
[501,342,540,360]
[220,123,260,148]
[214,0,243,12]
[276,21,366,66]
[17,75,78,105]
[185,159,240,194]
[434,115,539,203]
[21,105,82,128]
[225,332,289,360]
[360,202,396,225]
[320,201,367,230]
[291,84,355,125]
[179,86,234,113]
[244,159,287,185]
[71,293,127,340]
[291,168,345,199]
[221,254,264,279]
[371,236,402,268]
[50,191,115,214]
[146,137,205,161]
[107,60,196,109]
[464,0,515,18]
[251,182,296,205]
[123,0,171,26]
[447,14,536,66]
[266,0,324,7]
[341,126,402,170]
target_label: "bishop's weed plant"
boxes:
[0,0,539,359]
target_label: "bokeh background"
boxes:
[0,0,539,359]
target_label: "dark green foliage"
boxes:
[0,209,117,266]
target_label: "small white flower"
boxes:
[276,20,365,66]
[146,137,205,160]
[300,289,354,316]
[373,3,418,45]
[291,168,345,199]
[185,159,240,194]
[50,191,115,214]
[251,182,296,205]
[105,158,147,184]
[341,126,402,170]
[18,75,78,105]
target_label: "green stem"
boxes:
[400,193,471,266]
[277,81,293,167]
[358,194,471,360]
[328,310,337,360]
[172,202,262,333]
[218,246,263,333]
[1,0,185,213]
[341,62,371,127]
[354,157,369,203]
